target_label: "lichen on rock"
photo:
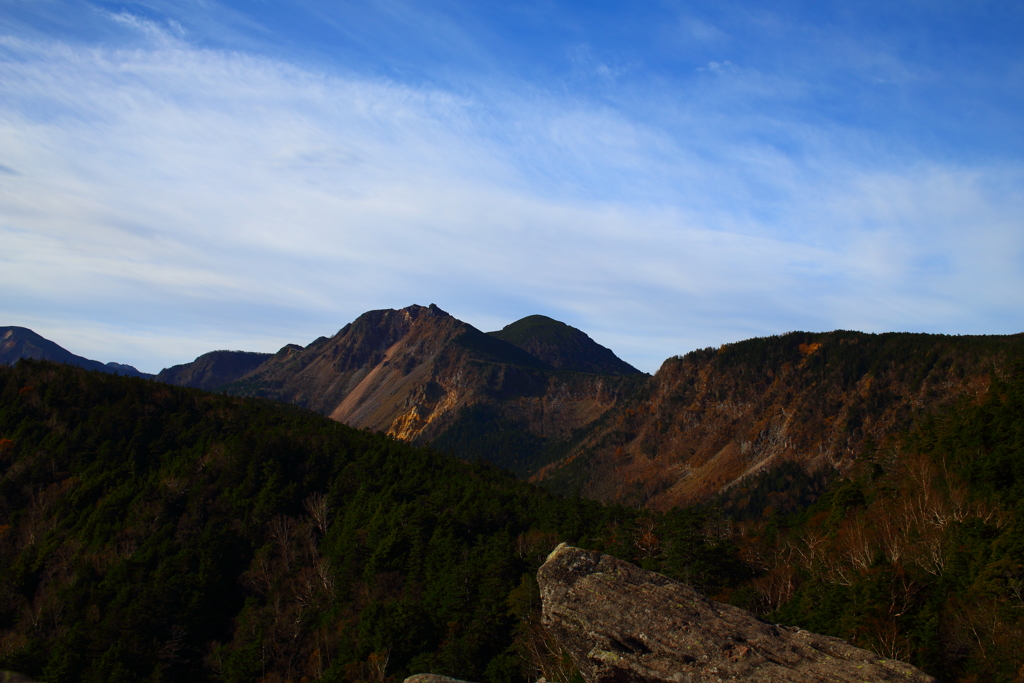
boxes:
[537,543,936,683]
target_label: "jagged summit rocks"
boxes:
[537,544,935,683]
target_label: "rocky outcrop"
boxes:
[403,675,476,683]
[537,544,936,683]
[0,671,39,683]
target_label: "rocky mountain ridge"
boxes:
[1,309,648,478]
[217,305,644,475]
[167,310,1022,503]
[7,311,1023,504]
[535,330,1024,508]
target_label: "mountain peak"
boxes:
[155,349,273,390]
[488,315,642,375]
[393,302,449,319]
[1,326,151,378]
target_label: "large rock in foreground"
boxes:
[403,675,475,683]
[538,544,936,683]
[1,672,39,683]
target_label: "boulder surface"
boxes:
[404,675,477,683]
[0,672,39,683]
[538,543,936,683]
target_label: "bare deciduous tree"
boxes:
[304,492,330,536]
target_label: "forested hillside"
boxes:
[0,361,744,683]
[538,330,1024,509]
[486,315,641,375]
[730,361,1024,681]
[3,357,1023,682]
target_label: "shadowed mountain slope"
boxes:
[487,315,641,376]
[156,350,272,391]
[0,326,151,378]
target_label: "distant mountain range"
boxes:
[1,327,151,378]
[5,309,1023,506]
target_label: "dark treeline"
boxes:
[0,361,746,683]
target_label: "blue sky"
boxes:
[1,0,1022,373]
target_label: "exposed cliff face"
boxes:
[220,306,642,469]
[535,330,1024,509]
[150,309,1023,505]
[538,544,935,683]
[155,350,272,390]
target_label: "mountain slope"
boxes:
[156,349,272,390]
[0,326,151,378]
[534,330,1024,509]
[736,363,1024,680]
[487,315,641,375]
[143,306,1024,510]
[218,305,644,477]
[4,354,1020,681]
[0,360,747,683]
[226,304,548,428]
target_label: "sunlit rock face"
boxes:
[216,305,643,476]
[534,331,1024,509]
[537,544,936,683]
[153,307,1024,504]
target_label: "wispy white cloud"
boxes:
[680,17,727,43]
[1,13,1021,373]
